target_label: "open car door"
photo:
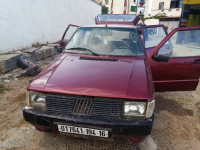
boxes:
[148,26,200,92]
[141,25,168,54]
[59,24,79,51]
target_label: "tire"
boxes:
[18,56,36,69]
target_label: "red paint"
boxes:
[148,26,200,92]
[29,25,200,99]
[123,0,127,14]
[28,53,153,101]
[60,24,80,49]
[110,0,113,14]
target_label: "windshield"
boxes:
[65,27,144,57]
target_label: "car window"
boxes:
[63,26,79,42]
[143,26,167,48]
[65,27,144,57]
[157,29,200,57]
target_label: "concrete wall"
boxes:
[0,0,101,54]
[105,0,144,15]
[151,8,182,17]
[144,0,152,17]
[113,0,124,14]
[160,20,179,32]
[144,19,160,25]
[144,0,182,18]
[104,0,124,14]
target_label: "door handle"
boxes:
[193,59,200,64]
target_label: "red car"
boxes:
[23,15,200,143]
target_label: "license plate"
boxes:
[57,125,109,138]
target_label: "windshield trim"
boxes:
[65,51,145,58]
[65,51,144,57]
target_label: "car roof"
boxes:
[81,24,137,29]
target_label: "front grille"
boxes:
[73,98,93,115]
[46,95,75,114]
[46,95,123,120]
[90,100,123,119]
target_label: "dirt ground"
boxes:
[0,68,200,149]
[152,86,200,150]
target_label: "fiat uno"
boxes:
[23,15,200,142]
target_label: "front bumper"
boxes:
[23,106,154,137]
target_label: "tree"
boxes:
[102,6,108,14]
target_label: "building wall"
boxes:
[144,0,152,17]
[0,0,101,53]
[128,1,138,15]
[144,0,182,18]
[113,0,124,14]
[104,0,124,14]
[104,0,144,15]
[144,19,160,25]
[160,20,180,32]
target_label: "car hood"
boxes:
[29,53,150,100]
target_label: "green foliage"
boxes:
[105,0,109,5]
[102,6,108,14]
[153,12,167,18]
[143,13,168,22]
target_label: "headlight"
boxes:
[27,91,46,111]
[124,101,147,117]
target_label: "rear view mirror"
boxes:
[153,54,169,62]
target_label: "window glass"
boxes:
[131,6,137,12]
[159,2,164,10]
[64,26,79,42]
[65,27,144,57]
[170,0,180,8]
[157,29,200,57]
[143,26,167,48]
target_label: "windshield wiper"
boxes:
[66,47,99,56]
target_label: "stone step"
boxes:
[0,44,58,74]
[22,46,58,61]
[32,46,55,61]
[0,54,21,73]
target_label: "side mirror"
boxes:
[57,47,63,53]
[153,54,169,62]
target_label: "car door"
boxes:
[141,25,168,54]
[148,26,200,92]
[59,24,79,50]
